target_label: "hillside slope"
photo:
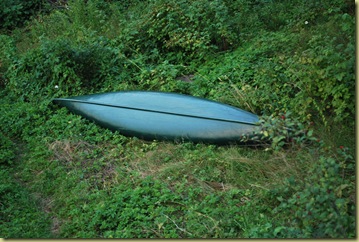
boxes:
[0,0,355,238]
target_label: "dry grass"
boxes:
[117,140,315,193]
[47,138,315,192]
[48,139,123,189]
[49,140,95,164]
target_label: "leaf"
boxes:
[157,222,164,230]
[335,184,349,197]
[273,226,286,236]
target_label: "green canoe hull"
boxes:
[53,91,260,144]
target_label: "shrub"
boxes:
[135,0,240,62]
[0,34,16,87]
[241,111,317,151]
[282,14,355,123]
[246,150,355,238]
[193,9,354,124]
[5,37,128,101]
[0,133,16,165]
[0,0,44,30]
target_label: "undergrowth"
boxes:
[0,0,355,239]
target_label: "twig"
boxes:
[162,213,193,236]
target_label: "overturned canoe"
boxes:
[53,91,260,144]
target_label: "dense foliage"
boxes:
[0,0,45,31]
[0,0,355,239]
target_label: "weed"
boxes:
[0,133,16,165]
[0,167,53,238]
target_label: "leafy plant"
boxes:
[193,12,354,124]
[238,111,317,151]
[0,34,16,87]
[135,0,240,63]
[4,37,129,101]
[245,148,355,238]
[0,133,16,165]
[0,168,53,238]
[60,176,252,238]
[0,0,45,31]
[275,154,355,238]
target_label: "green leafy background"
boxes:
[0,0,355,239]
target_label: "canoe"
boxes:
[53,91,260,144]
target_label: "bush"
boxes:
[246,149,355,238]
[282,13,355,123]
[240,111,317,151]
[5,37,129,101]
[193,9,355,124]
[134,0,240,62]
[0,34,16,87]
[0,133,16,165]
[0,0,44,31]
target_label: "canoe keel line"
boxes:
[53,91,260,144]
[54,98,256,125]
